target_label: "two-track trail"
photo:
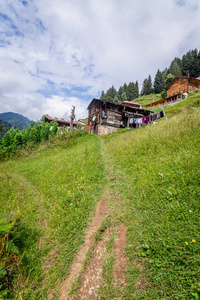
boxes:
[56,138,129,299]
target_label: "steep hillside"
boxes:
[131,93,161,106]
[101,97,200,298]
[0,112,31,130]
[0,97,199,299]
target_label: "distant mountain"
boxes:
[0,112,31,130]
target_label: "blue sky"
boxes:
[0,0,200,120]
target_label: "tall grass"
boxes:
[0,132,106,299]
[103,105,200,298]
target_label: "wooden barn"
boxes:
[144,76,200,108]
[87,98,152,135]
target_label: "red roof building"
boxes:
[44,115,85,128]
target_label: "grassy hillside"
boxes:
[131,93,161,106]
[102,96,200,298]
[0,133,106,299]
[0,95,199,299]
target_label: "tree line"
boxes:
[100,48,200,103]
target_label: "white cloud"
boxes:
[0,0,200,120]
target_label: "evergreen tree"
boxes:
[135,81,139,98]
[169,60,182,76]
[118,86,124,103]
[190,49,200,77]
[100,91,105,100]
[123,83,128,94]
[113,95,120,103]
[121,91,127,101]
[105,85,117,102]
[140,79,148,96]
[165,73,175,87]
[182,51,194,76]
[154,69,164,93]
[140,75,152,96]
[127,82,136,101]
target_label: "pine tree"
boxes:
[100,91,105,100]
[190,49,200,77]
[182,51,194,76]
[135,81,139,98]
[127,82,136,101]
[140,75,152,96]
[123,83,128,94]
[118,86,124,103]
[169,60,182,77]
[154,69,164,93]
[105,85,117,102]
[165,73,175,87]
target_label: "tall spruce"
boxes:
[135,81,139,98]
[169,59,182,77]
[100,90,105,100]
[141,75,153,96]
[126,82,135,101]
[154,69,165,93]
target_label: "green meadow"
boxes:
[0,95,200,299]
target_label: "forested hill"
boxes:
[0,112,31,130]
[100,48,200,103]
[0,119,13,138]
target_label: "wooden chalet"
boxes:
[44,115,84,128]
[144,76,200,108]
[87,98,152,135]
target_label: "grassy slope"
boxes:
[0,133,106,299]
[0,95,199,299]
[102,95,200,298]
[131,94,161,106]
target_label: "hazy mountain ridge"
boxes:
[0,112,31,130]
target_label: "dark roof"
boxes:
[87,98,152,115]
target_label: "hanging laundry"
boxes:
[137,118,143,124]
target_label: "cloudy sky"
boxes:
[0,0,200,120]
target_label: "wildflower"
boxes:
[192,239,196,243]
[160,188,162,190]
[185,241,188,245]
[189,210,192,213]
[54,232,56,234]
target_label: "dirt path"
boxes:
[58,139,129,299]
[58,198,111,300]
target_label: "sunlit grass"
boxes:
[0,133,106,299]
[103,107,200,298]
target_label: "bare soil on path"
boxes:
[57,139,129,299]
